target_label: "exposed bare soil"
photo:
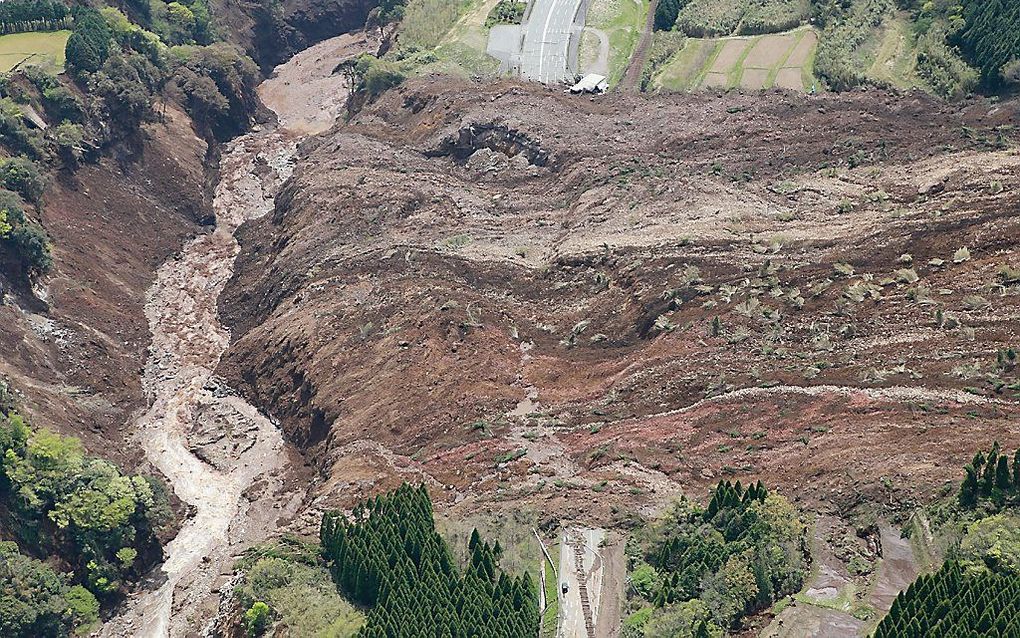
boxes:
[747,34,795,68]
[0,106,209,464]
[216,77,1020,529]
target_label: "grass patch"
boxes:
[0,30,70,73]
[439,509,541,578]
[234,536,365,638]
[587,0,649,86]
[675,0,745,37]
[904,511,940,574]
[654,38,716,89]
[864,11,922,89]
[399,0,501,78]
[801,31,819,90]
[400,0,472,49]
[541,552,559,637]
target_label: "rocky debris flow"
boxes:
[98,31,371,636]
[215,76,1019,523]
[99,129,300,637]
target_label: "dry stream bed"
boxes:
[99,34,368,637]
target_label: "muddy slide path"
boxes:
[100,33,370,638]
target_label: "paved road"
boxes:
[558,528,605,638]
[520,0,584,83]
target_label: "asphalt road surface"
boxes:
[520,0,584,83]
[558,527,605,638]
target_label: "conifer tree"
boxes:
[320,483,539,638]
[982,452,997,496]
[1013,449,1020,492]
[960,464,979,508]
[995,455,1011,491]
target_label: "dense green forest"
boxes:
[955,0,1020,87]
[0,383,171,637]
[0,0,70,35]
[63,5,260,139]
[654,0,811,38]
[623,480,808,637]
[872,560,1020,637]
[320,483,540,638]
[0,2,263,285]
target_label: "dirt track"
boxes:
[618,0,657,90]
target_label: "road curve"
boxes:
[521,0,585,83]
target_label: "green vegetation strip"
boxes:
[625,480,808,634]
[0,388,170,637]
[541,553,559,637]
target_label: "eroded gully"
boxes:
[100,33,370,637]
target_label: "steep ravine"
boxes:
[100,33,370,637]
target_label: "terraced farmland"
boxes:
[653,27,817,92]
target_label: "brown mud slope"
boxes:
[210,0,378,70]
[219,78,1020,523]
[0,106,209,463]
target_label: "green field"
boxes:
[0,30,70,73]
[861,11,924,90]
[540,550,558,638]
[405,0,501,78]
[653,26,818,92]
[586,0,650,86]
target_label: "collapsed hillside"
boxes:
[210,0,379,71]
[0,106,209,463]
[217,77,1020,524]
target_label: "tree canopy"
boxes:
[320,483,540,638]
[631,480,807,633]
[0,405,169,606]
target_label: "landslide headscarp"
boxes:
[218,77,1020,521]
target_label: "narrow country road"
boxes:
[558,528,605,638]
[99,33,371,637]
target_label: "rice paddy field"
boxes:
[653,26,818,92]
[0,30,70,73]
